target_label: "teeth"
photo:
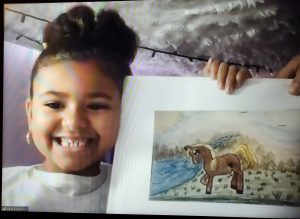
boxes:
[59,138,88,148]
[79,141,85,147]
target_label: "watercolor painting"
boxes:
[150,110,300,206]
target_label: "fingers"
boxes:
[203,58,221,79]
[204,58,252,94]
[223,67,251,94]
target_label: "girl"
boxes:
[2,5,138,213]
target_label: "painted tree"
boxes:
[153,143,160,160]
[159,144,169,160]
[175,145,180,156]
[278,160,286,171]
[296,160,300,174]
[286,158,295,170]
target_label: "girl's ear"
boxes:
[25,98,33,129]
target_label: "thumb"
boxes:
[277,55,300,78]
[277,64,295,78]
[289,68,300,95]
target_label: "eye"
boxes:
[87,103,110,110]
[45,102,64,110]
[193,150,200,155]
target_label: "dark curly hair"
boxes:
[30,5,139,97]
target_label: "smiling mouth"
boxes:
[53,137,94,149]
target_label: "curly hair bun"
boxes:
[43,5,138,64]
[93,9,138,64]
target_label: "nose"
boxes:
[61,106,88,131]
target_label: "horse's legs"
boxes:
[200,173,209,185]
[236,171,244,194]
[206,175,214,194]
[231,172,237,190]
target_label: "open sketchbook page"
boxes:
[107,77,300,218]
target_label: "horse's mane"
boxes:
[191,143,216,158]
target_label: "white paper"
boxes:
[107,77,300,218]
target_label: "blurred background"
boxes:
[3,0,300,166]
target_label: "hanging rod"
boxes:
[5,7,50,23]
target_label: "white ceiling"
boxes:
[4,0,300,75]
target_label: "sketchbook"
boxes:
[107,77,300,218]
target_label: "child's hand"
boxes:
[276,55,300,96]
[203,58,252,94]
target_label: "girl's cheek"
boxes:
[31,110,59,137]
[93,112,120,136]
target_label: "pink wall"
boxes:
[3,41,43,167]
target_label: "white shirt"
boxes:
[2,163,111,213]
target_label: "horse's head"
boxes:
[184,144,209,164]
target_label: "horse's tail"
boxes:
[234,144,258,169]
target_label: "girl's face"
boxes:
[26,60,121,176]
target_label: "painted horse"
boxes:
[184,144,244,194]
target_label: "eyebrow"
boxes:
[39,91,112,99]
